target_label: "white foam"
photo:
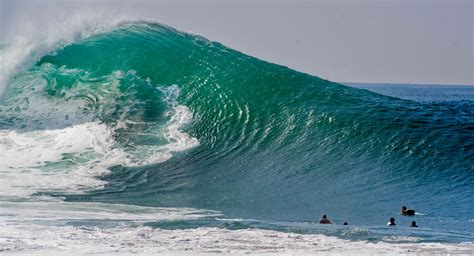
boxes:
[1,201,472,255]
[0,122,125,197]
[142,85,199,165]
[0,101,199,198]
[0,201,219,223]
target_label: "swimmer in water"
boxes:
[387,217,396,226]
[319,214,331,224]
[401,206,415,216]
[410,221,418,227]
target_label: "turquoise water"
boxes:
[1,22,473,243]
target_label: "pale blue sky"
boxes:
[1,0,472,85]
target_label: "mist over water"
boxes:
[0,17,473,254]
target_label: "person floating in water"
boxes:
[387,217,396,226]
[401,206,415,216]
[410,221,418,227]
[319,214,331,224]
[343,222,348,225]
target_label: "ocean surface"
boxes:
[346,83,474,102]
[0,22,473,253]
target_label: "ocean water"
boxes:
[1,22,473,253]
[346,83,474,102]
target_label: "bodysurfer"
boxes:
[401,206,415,216]
[319,214,331,224]
[387,217,396,226]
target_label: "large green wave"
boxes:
[2,22,473,235]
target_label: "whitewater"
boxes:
[1,19,473,255]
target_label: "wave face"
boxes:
[1,22,473,242]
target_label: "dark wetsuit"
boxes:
[319,219,331,224]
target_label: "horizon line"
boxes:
[338,81,474,87]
